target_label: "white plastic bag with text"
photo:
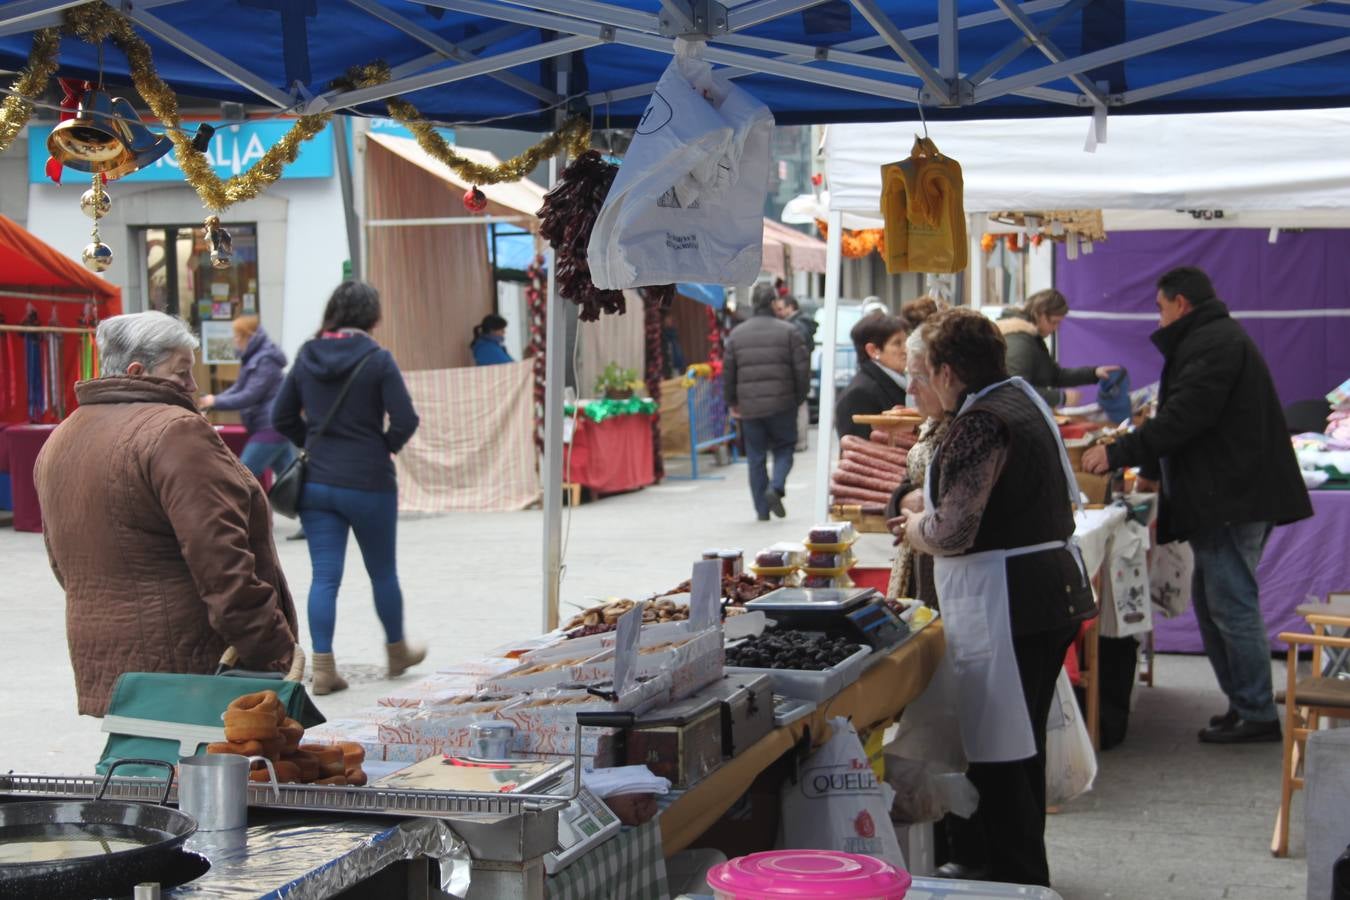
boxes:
[779,717,906,868]
[588,39,773,289]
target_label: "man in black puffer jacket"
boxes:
[724,284,809,520]
[1084,267,1311,744]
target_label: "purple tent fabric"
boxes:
[1055,229,1350,406]
[1152,490,1350,653]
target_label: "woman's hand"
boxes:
[887,508,924,547]
[1095,365,1122,380]
[198,394,216,410]
[899,489,924,514]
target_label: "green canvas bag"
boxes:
[96,673,326,776]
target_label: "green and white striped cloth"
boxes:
[546,819,670,900]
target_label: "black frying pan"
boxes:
[0,759,198,899]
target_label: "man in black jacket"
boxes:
[1084,267,1312,743]
[725,285,810,520]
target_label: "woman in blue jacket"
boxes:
[273,281,425,694]
[470,314,513,365]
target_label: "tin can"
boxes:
[471,722,516,759]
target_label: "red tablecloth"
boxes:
[6,424,56,532]
[4,421,254,533]
[566,413,655,496]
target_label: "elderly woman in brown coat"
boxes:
[34,311,301,717]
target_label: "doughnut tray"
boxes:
[0,770,570,820]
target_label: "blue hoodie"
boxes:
[272,331,420,494]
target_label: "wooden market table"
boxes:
[659,621,946,855]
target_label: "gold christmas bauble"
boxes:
[80,187,111,219]
[82,241,114,272]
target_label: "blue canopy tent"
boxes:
[5,0,1349,630]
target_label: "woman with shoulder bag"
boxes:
[272,281,426,694]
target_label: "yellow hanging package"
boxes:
[880,137,967,274]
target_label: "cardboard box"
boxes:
[1074,470,1111,504]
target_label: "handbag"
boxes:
[96,672,325,776]
[269,350,377,518]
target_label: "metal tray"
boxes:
[0,773,568,821]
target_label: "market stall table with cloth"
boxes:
[1154,490,1350,652]
[566,410,656,497]
[4,423,54,532]
[4,424,266,532]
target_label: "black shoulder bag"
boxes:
[269,351,376,519]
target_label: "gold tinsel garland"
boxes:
[0,27,61,155]
[0,6,592,210]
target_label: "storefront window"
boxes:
[143,224,259,395]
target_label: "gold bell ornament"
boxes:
[47,90,172,178]
[204,216,233,269]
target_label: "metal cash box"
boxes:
[626,694,723,789]
[697,672,775,758]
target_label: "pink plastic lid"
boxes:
[706,850,912,899]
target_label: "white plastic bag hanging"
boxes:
[1045,667,1097,807]
[780,717,906,868]
[588,40,774,289]
[1150,540,1194,619]
[1099,520,1153,638]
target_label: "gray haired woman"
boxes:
[34,311,302,716]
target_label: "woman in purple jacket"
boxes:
[200,316,296,479]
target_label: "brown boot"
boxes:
[386,640,427,678]
[311,652,348,695]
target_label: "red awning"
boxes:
[0,214,122,308]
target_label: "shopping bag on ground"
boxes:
[588,39,773,289]
[1149,540,1193,618]
[780,717,906,868]
[1045,667,1097,807]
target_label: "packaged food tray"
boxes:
[724,643,872,702]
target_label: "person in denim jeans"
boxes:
[1084,267,1311,743]
[723,285,809,520]
[272,282,425,695]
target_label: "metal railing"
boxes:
[667,367,738,481]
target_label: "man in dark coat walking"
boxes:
[724,284,809,520]
[1084,266,1312,743]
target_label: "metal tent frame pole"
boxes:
[812,209,844,523]
[540,66,571,635]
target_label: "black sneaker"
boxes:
[1198,717,1282,744]
[1209,709,1239,728]
[764,488,787,518]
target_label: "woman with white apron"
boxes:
[890,309,1096,887]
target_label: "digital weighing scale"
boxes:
[537,773,622,874]
[746,587,909,650]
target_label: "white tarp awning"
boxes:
[366,132,547,223]
[825,108,1350,219]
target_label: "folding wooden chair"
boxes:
[1272,607,1350,857]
